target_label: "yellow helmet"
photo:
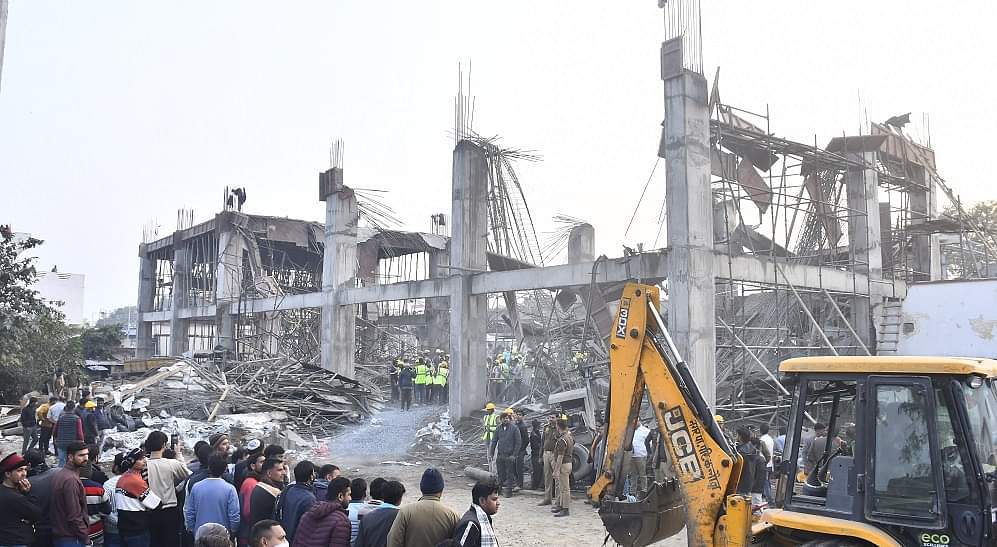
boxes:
[484,402,496,411]
[503,408,515,415]
[560,414,569,421]
[714,414,725,425]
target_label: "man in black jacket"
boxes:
[452,482,500,547]
[20,397,40,455]
[493,410,521,497]
[352,480,404,547]
[0,453,43,547]
[513,413,529,490]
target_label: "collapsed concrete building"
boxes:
[134,5,970,424]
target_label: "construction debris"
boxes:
[102,357,384,435]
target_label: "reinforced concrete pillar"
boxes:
[319,168,358,377]
[845,150,883,348]
[659,38,717,407]
[425,247,450,351]
[215,215,244,354]
[135,246,156,358]
[449,142,489,418]
[170,237,190,356]
[567,223,595,264]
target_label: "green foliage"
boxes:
[82,324,123,360]
[0,226,83,401]
[941,200,997,278]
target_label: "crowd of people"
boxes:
[388,351,449,411]
[479,404,574,518]
[0,427,509,547]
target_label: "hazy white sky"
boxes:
[2,1,994,319]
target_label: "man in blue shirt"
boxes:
[185,455,241,536]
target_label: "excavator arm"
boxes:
[589,283,752,546]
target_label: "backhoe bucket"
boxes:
[598,479,687,547]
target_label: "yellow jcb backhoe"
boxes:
[590,282,997,546]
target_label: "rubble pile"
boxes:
[113,357,385,435]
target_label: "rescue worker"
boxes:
[433,362,449,405]
[480,403,498,468]
[414,359,430,405]
[425,363,436,405]
[536,414,558,507]
[513,411,528,490]
[551,418,573,517]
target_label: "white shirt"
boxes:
[760,433,775,469]
[47,401,65,422]
[632,425,651,458]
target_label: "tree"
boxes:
[0,226,83,401]
[81,324,123,360]
[940,200,997,279]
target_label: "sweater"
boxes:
[353,507,399,547]
[494,422,521,457]
[385,495,459,547]
[276,482,316,542]
[248,481,282,529]
[184,477,241,534]
[54,413,84,448]
[291,501,350,547]
[0,483,42,545]
[83,477,110,541]
[145,456,191,509]
[115,470,160,536]
[50,467,88,541]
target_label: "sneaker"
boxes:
[550,506,562,513]
[553,509,570,517]
[537,500,551,506]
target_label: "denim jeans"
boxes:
[22,425,39,454]
[120,532,150,547]
[53,537,87,547]
[57,446,68,467]
[104,533,122,547]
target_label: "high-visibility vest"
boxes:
[415,364,429,385]
[434,366,449,386]
[482,413,498,440]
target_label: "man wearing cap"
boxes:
[493,409,521,497]
[0,453,42,547]
[208,434,231,460]
[551,418,574,517]
[480,403,498,469]
[115,448,162,547]
[413,358,429,405]
[81,400,100,447]
[234,439,263,492]
[536,414,558,507]
[386,468,458,547]
[51,441,90,547]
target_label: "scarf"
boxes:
[473,504,498,547]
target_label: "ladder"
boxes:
[876,299,903,355]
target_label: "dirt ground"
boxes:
[316,406,689,547]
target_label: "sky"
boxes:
[1,1,995,320]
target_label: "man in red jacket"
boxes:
[51,441,90,547]
[291,477,351,547]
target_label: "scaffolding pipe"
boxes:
[821,288,871,355]
[775,263,839,356]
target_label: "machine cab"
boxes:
[774,357,997,546]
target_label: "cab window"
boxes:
[934,389,972,503]
[867,381,942,525]
[961,378,997,475]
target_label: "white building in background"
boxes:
[35,271,85,325]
